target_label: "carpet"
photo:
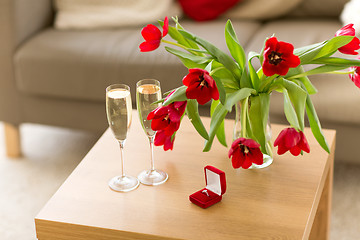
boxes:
[0,123,359,239]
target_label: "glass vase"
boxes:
[233,97,273,169]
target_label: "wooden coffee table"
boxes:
[35,110,335,240]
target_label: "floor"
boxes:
[0,123,359,239]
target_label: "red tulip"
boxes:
[274,128,310,156]
[262,37,300,76]
[182,68,219,105]
[147,105,180,135]
[335,24,360,55]
[147,91,187,150]
[154,130,175,151]
[349,65,360,88]
[166,90,187,122]
[139,16,169,52]
[228,138,263,169]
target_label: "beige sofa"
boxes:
[1,0,359,164]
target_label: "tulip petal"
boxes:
[141,24,162,41]
[274,129,287,147]
[168,106,182,122]
[163,16,169,37]
[154,131,166,146]
[151,118,169,130]
[163,135,174,151]
[277,143,289,155]
[290,146,302,156]
[242,157,253,169]
[299,132,310,153]
[231,149,244,169]
[284,128,301,149]
[250,148,264,165]
[139,40,161,52]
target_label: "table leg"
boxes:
[309,143,335,240]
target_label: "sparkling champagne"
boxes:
[106,89,132,141]
[137,84,161,136]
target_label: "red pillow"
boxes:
[178,0,241,21]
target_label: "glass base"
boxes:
[108,175,139,192]
[248,154,273,169]
[138,169,168,186]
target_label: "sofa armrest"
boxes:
[0,0,53,124]
[13,0,54,47]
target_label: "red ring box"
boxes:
[189,165,226,209]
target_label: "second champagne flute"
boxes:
[136,79,168,185]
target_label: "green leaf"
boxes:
[315,35,353,59]
[223,88,256,112]
[165,47,209,69]
[289,64,350,79]
[297,76,318,95]
[258,37,270,65]
[205,60,213,73]
[211,100,227,147]
[211,67,239,89]
[179,29,241,80]
[203,103,228,152]
[240,67,252,88]
[212,75,226,105]
[248,94,270,152]
[286,66,317,94]
[163,86,187,106]
[310,57,360,66]
[248,52,261,90]
[282,79,307,131]
[186,99,209,140]
[294,42,324,56]
[295,42,326,64]
[225,20,246,70]
[303,64,350,76]
[305,94,330,153]
[282,87,301,130]
[186,48,209,54]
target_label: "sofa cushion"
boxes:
[222,0,302,20]
[14,20,261,102]
[287,0,348,18]
[54,0,181,30]
[246,20,360,125]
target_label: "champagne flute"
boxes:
[136,79,168,185]
[106,84,139,192]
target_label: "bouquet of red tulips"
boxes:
[140,17,360,169]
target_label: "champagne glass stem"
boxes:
[118,140,125,177]
[149,136,155,171]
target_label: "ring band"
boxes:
[202,190,209,197]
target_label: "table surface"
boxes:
[35,110,336,240]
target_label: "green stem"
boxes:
[161,39,188,49]
[161,39,201,55]
[330,70,355,75]
[288,69,355,80]
[241,97,249,138]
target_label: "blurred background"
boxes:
[0,0,360,239]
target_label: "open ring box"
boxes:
[189,165,226,209]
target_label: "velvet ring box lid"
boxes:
[189,165,226,209]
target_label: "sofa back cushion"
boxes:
[54,0,181,29]
[222,0,302,20]
[287,0,348,17]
